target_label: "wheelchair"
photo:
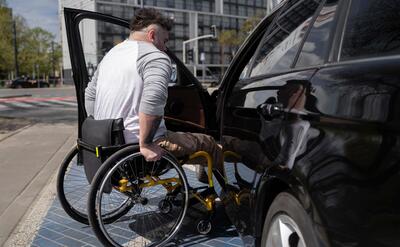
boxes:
[57,121,219,247]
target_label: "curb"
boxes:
[0,124,34,143]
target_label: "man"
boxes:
[85,8,223,175]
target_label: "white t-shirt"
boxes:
[84,40,172,143]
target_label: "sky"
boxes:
[8,0,60,41]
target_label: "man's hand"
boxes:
[140,143,165,161]
[139,112,164,161]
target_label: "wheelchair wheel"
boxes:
[57,146,133,224]
[88,146,189,247]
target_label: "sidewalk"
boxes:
[1,122,244,246]
[0,122,76,246]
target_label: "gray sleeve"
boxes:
[84,64,99,116]
[137,46,171,116]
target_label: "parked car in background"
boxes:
[10,77,50,88]
[66,0,400,245]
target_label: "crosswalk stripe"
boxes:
[7,101,35,108]
[21,101,53,107]
[0,99,78,111]
[0,104,10,111]
[32,101,53,107]
[47,100,78,107]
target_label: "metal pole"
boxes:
[193,43,197,77]
[51,41,55,87]
[60,62,63,87]
[182,34,214,76]
[182,34,214,64]
[13,20,19,78]
[182,42,186,64]
[202,63,205,82]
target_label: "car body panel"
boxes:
[220,68,318,246]
[306,57,400,246]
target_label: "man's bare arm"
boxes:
[139,112,165,161]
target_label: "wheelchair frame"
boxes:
[57,136,221,247]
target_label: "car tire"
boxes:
[261,192,319,247]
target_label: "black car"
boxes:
[10,77,50,88]
[65,0,400,246]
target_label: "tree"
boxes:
[0,6,13,78]
[0,8,62,80]
[217,14,262,66]
[18,27,55,77]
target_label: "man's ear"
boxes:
[147,29,156,42]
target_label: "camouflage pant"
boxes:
[155,131,223,172]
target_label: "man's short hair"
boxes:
[130,8,173,32]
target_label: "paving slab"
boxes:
[28,167,243,247]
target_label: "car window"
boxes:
[296,0,339,67]
[249,0,321,77]
[79,19,130,79]
[340,0,400,60]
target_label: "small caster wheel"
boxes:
[158,199,172,214]
[196,219,212,235]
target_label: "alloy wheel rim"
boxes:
[265,214,306,247]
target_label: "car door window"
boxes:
[340,0,400,60]
[296,0,339,67]
[79,19,130,79]
[249,0,321,77]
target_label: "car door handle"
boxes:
[257,103,284,120]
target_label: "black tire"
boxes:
[57,146,133,225]
[57,147,89,224]
[87,146,190,247]
[261,192,319,247]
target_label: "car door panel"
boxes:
[305,58,400,246]
[221,69,317,243]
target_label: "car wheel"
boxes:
[261,192,319,247]
[16,84,22,89]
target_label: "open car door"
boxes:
[64,8,217,139]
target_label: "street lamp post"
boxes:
[182,25,217,77]
[182,34,214,77]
